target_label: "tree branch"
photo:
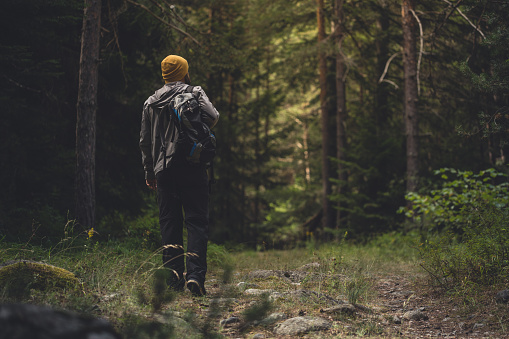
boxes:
[410,9,423,96]
[125,0,202,46]
[442,0,486,39]
[3,75,41,93]
[378,52,400,84]
[381,79,399,89]
[434,0,463,36]
[108,0,127,87]
[160,0,193,31]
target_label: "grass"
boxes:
[4,231,506,338]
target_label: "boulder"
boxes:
[274,316,331,336]
[259,312,287,325]
[0,303,120,338]
[0,260,79,298]
[402,310,428,321]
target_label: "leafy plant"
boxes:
[400,168,508,231]
[400,168,509,287]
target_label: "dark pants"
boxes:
[156,162,209,284]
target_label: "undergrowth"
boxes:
[0,222,423,337]
[400,168,509,290]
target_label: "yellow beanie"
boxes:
[161,55,189,83]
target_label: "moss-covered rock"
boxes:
[0,260,79,299]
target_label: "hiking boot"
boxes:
[167,272,185,292]
[187,279,206,297]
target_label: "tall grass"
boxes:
[1,223,421,338]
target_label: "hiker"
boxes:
[139,55,219,296]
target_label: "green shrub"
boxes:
[400,168,509,287]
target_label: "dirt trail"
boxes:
[196,268,508,338]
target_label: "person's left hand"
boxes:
[146,179,157,190]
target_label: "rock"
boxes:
[268,292,284,301]
[252,334,265,339]
[274,316,331,336]
[473,323,485,330]
[495,290,509,304]
[393,315,401,324]
[402,310,428,321]
[244,289,274,296]
[236,282,260,290]
[320,304,356,316]
[0,303,120,338]
[0,261,79,298]
[391,290,415,298]
[260,312,287,325]
[220,316,241,326]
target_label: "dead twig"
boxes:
[378,52,400,84]
[442,0,486,39]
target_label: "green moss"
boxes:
[0,261,79,299]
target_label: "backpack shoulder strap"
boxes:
[158,105,169,149]
[185,85,195,94]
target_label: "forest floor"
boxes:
[171,247,509,338]
[1,238,508,338]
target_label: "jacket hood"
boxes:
[147,82,186,109]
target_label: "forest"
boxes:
[0,0,508,247]
[1,0,508,337]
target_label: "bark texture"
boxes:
[317,0,334,230]
[402,0,419,193]
[334,0,347,227]
[76,0,101,228]
[375,2,390,128]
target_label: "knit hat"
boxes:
[161,55,189,83]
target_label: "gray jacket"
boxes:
[140,81,219,180]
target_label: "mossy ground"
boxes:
[0,261,79,299]
[1,234,507,338]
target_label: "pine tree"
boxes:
[76,0,102,228]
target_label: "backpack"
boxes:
[159,85,216,166]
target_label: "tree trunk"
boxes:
[316,0,334,230]
[334,0,347,228]
[402,0,419,193]
[76,0,101,228]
